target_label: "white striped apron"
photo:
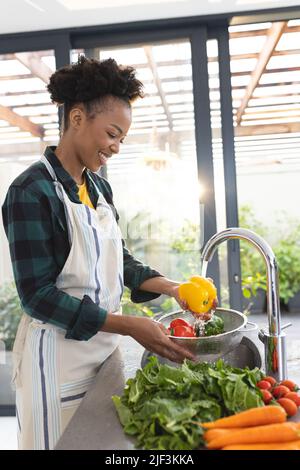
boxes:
[12,155,124,450]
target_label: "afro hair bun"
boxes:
[47,55,144,105]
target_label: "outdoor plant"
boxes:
[239,205,266,279]
[121,287,154,317]
[239,205,300,306]
[242,272,267,301]
[0,281,23,351]
[274,227,300,305]
[170,219,201,279]
[238,205,268,310]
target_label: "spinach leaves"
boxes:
[113,357,263,450]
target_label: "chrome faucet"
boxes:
[201,227,289,381]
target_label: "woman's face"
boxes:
[70,97,132,172]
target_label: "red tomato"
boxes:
[261,389,273,405]
[272,385,290,398]
[262,376,277,387]
[256,380,272,390]
[280,380,298,392]
[170,325,195,337]
[169,318,192,329]
[277,398,298,417]
[284,392,300,407]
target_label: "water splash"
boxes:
[192,258,215,336]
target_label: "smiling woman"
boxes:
[47,56,142,179]
[1,55,198,450]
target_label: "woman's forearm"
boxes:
[100,311,196,363]
[100,312,135,335]
[101,277,180,335]
[138,276,179,296]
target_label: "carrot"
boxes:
[201,405,286,429]
[204,428,241,442]
[207,422,300,449]
[222,440,300,451]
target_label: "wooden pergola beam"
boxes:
[143,45,173,130]
[229,24,300,39]
[0,52,53,137]
[14,52,53,84]
[0,104,43,137]
[236,21,287,125]
[127,122,300,139]
[0,122,299,159]
[235,121,300,136]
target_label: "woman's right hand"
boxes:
[125,316,196,364]
[101,313,196,363]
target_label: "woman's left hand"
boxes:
[168,284,188,311]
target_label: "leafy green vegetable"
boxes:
[112,356,264,450]
[204,315,224,336]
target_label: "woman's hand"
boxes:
[101,313,196,363]
[125,316,196,364]
[167,284,188,311]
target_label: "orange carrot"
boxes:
[204,428,241,442]
[201,405,286,429]
[222,440,300,451]
[207,422,300,449]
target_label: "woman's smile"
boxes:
[98,151,111,166]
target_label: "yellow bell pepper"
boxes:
[178,275,217,314]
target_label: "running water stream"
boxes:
[192,260,216,336]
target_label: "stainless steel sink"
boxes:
[141,336,262,369]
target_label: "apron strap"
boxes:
[40,155,66,206]
[86,172,107,203]
[40,155,73,245]
[40,154,58,182]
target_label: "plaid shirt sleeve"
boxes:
[2,185,107,341]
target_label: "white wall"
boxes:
[0,0,299,35]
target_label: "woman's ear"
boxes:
[69,107,84,130]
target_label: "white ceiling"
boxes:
[1,0,299,35]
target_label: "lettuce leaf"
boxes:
[112,357,263,450]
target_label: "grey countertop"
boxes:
[55,316,300,450]
[55,337,142,450]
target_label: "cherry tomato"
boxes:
[272,385,290,398]
[256,380,272,390]
[277,398,298,417]
[280,380,298,392]
[170,325,195,338]
[169,318,192,329]
[261,389,273,405]
[262,376,277,387]
[284,392,300,407]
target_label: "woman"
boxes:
[2,56,196,450]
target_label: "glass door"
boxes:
[0,48,58,415]
[230,19,300,313]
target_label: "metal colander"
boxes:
[155,307,257,362]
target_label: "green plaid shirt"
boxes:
[2,146,162,341]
